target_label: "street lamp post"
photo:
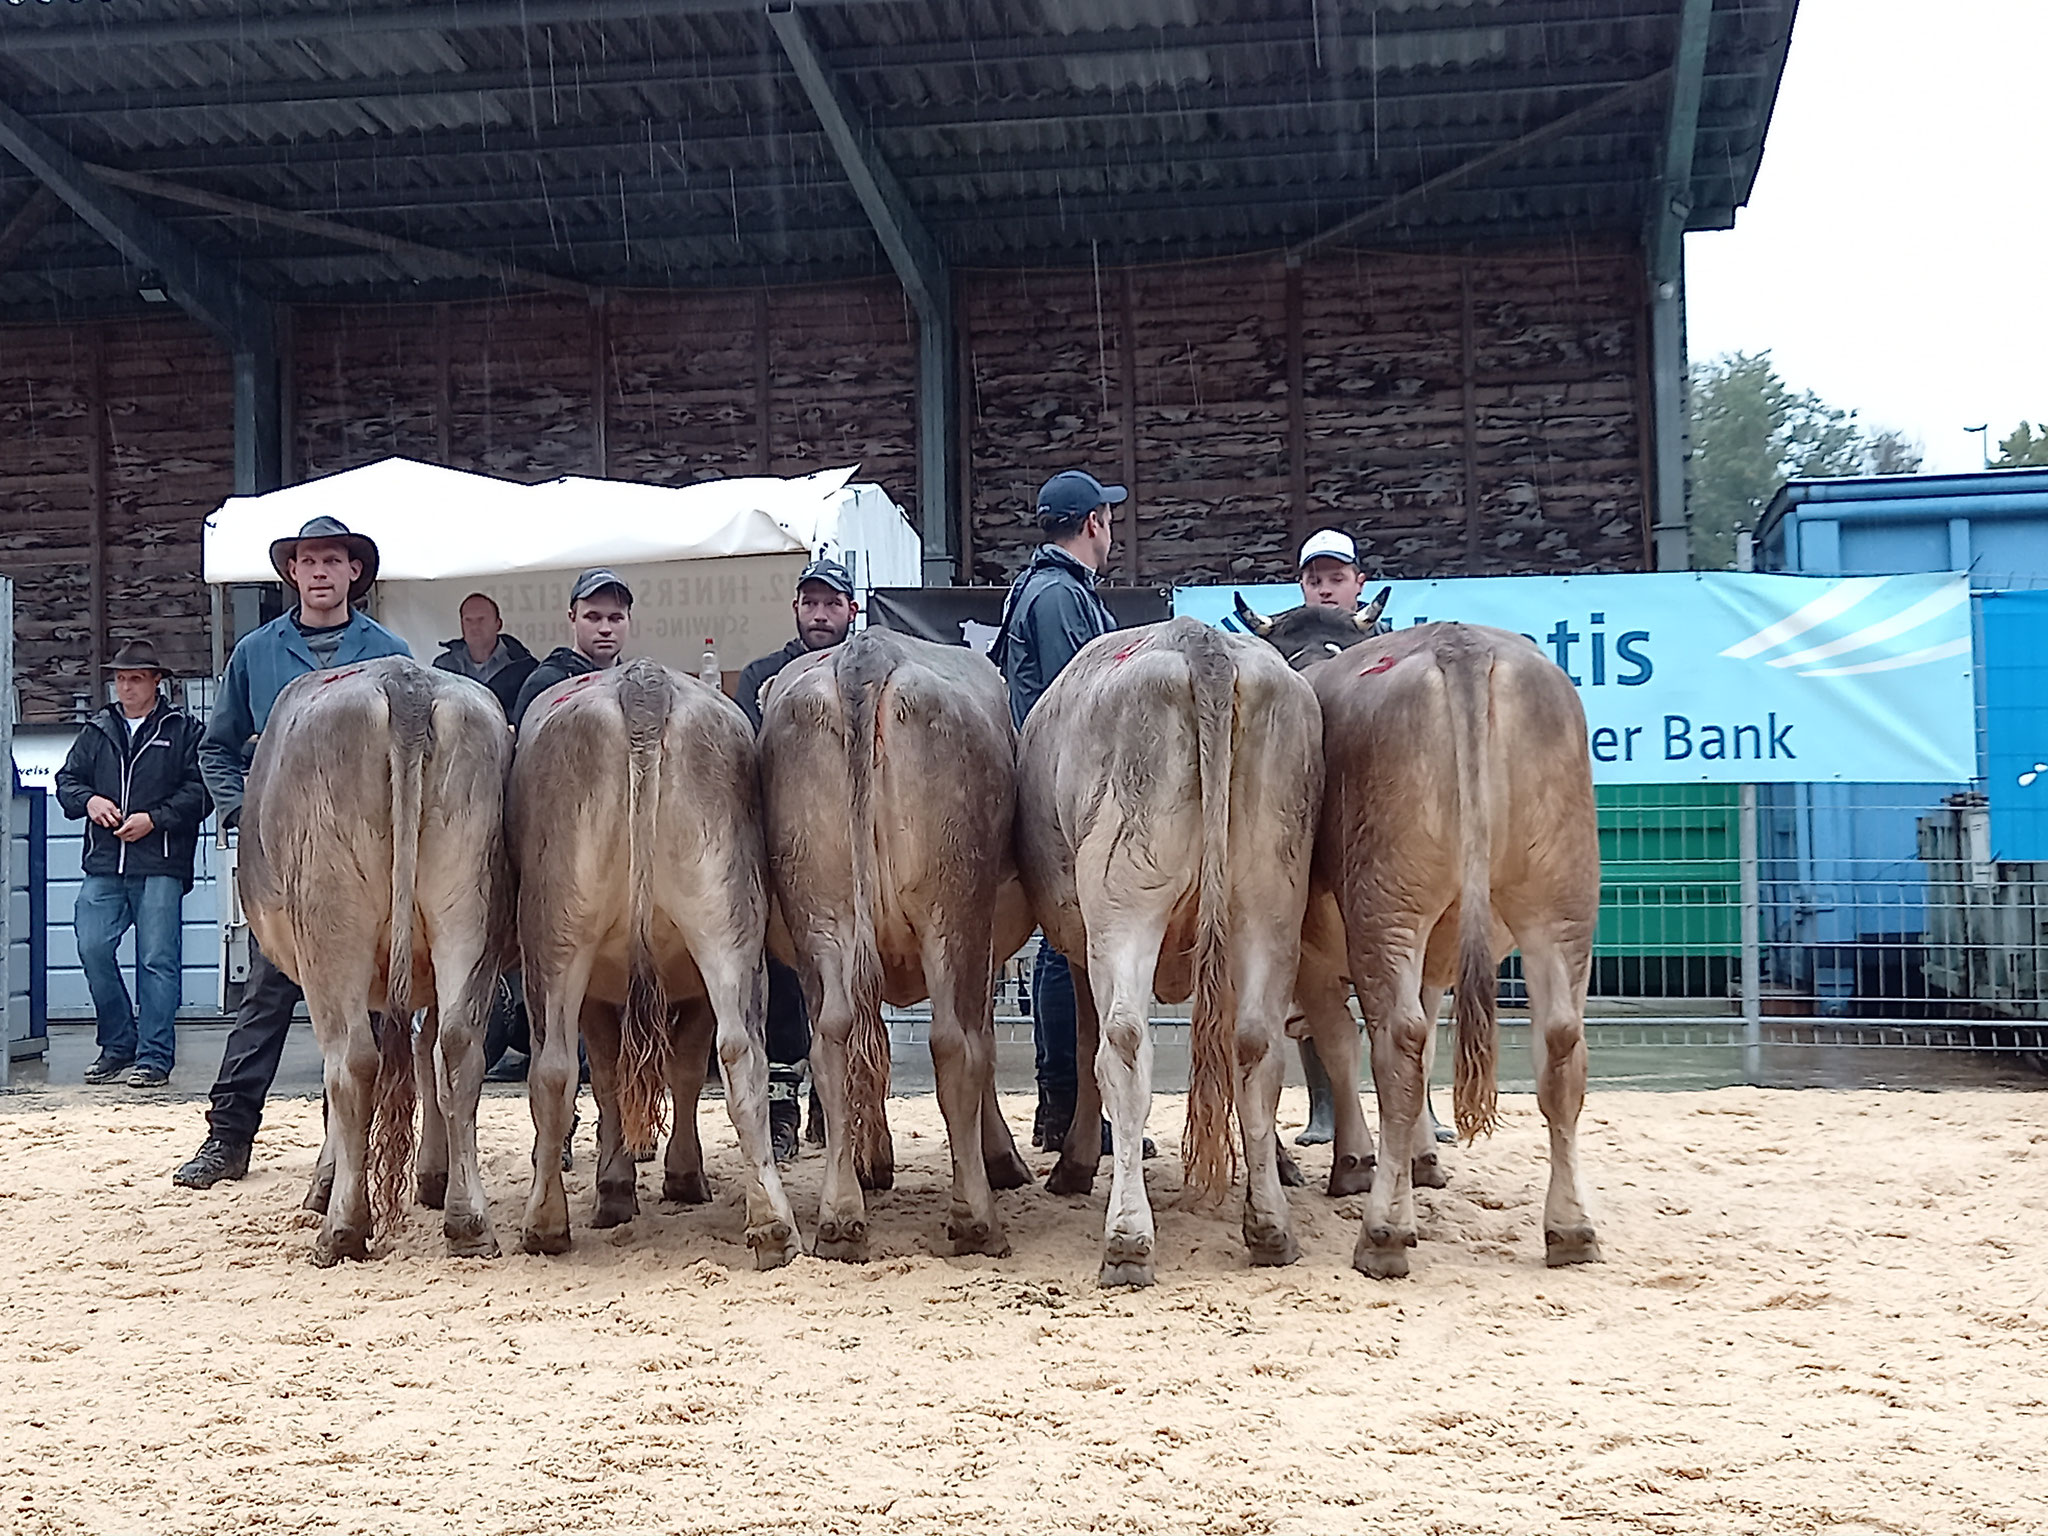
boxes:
[1966,423,1990,469]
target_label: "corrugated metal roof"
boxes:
[0,0,1798,317]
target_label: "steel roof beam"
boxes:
[1647,0,1717,573]
[0,185,59,273]
[0,95,273,353]
[766,0,954,580]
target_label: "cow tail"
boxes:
[1183,628,1240,1199]
[371,665,432,1236]
[619,659,673,1157]
[1443,628,1503,1141]
[837,639,893,1184]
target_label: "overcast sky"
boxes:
[1684,0,2048,472]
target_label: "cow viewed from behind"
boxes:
[510,657,800,1267]
[238,656,514,1265]
[1237,596,1603,1277]
[758,628,1034,1261]
[1016,617,1324,1287]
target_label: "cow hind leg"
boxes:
[807,951,870,1263]
[1234,971,1299,1268]
[1298,960,1375,1197]
[414,1007,449,1210]
[1086,907,1172,1289]
[700,952,801,1270]
[1352,937,1434,1280]
[1518,921,1601,1267]
[980,1071,1031,1191]
[307,991,381,1267]
[303,1114,337,1216]
[519,955,590,1255]
[430,968,500,1258]
[1409,986,1449,1191]
[580,1000,640,1230]
[925,923,1009,1258]
[661,1000,716,1205]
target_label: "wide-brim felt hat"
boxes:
[269,515,381,604]
[102,638,172,676]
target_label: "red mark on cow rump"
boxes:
[1359,654,1398,677]
[313,667,365,689]
[1110,637,1149,665]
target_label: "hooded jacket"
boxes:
[987,543,1118,729]
[510,645,605,728]
[735,636,815,732]
[54,697,212,890]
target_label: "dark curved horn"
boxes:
[1354,586,1392,631]
[1233,591,1275,638]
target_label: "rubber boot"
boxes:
[768,1065,803,1164]
[1037,1086,1076,1154]
[1294,1036,1336,1146]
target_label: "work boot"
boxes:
[1036,1088,1076,1154]
[1098,1121,1157,1161]
[172,1137,251,1189]
[483,1050,529,1084]
[768,1066,803,1165]
[1294,1037,1336,1146]
[83,1052,134,1085]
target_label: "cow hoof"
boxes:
[1353,1232,1411,1280]
[1328,1153,1375,1198]
[1411,1154,1448,1190]
[445,1214,500,1259]
[985,1150,1033,1191]
[947,1215,1011,1258]
[592,1183,639,1229]
[1545,1226,1604,1267]
[1099,1232,1154,1289]
[310,1225,369,1267]
[1276,1145,1305,1188]
[416,1170,449,1210]
[662,1170,712,1205]
[520,1225,571,1256]
[749,1220,800,1271]
[1245,1224,1300,1268]
[1045,1158,1095,1197]
[301,1173,334,1215]
[814,1217,870,1263]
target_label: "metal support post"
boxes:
[1740,782,1762,1083]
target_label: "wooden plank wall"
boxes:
[0,246,1644,723]
[964,241,1650,584]
[0,319,229,721]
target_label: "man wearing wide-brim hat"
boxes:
[174,516,412,1190]
[54,639,211,1089]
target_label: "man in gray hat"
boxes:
[510,568,634,729]
[174,516,412,1189]
[54,640,209,1088]
[734,557,861,1161]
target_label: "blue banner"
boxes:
[1175,571,1976,785]
[1982,590,2048,859]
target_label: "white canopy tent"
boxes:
[203,458,919,674]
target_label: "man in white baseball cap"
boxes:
[1297,528,1370,611]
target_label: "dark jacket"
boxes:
[511,645,604,728]
[55,698,212,891]
[988,543,1118,729]
[199,608,413,829]
[432,633,536,719]
[735,636,814,732]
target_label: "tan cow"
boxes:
[1016,617,1324,1287]
[239,656,514,1265]
[509,657,800,1267]
[1236,598,1603,1277]
[758,628,1034,1261]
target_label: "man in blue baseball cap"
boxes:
[990,468,1154,1159]
[510,568,635,728]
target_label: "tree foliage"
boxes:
[1991,422,2048,468]
[1687,351,1922,570]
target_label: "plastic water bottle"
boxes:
[699,637,721,689]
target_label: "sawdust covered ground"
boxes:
[0,1084,2043,1535]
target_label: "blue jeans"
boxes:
[74,873,183,1071]
[1032,944,1079,1100]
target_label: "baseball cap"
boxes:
[1037,469,1128,526]
[1297,529,1359,570]
[796,558,855,596]
[569,568,634,605]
